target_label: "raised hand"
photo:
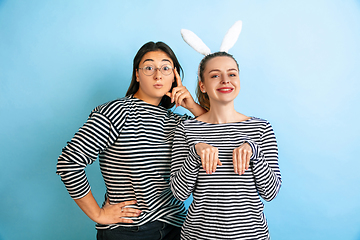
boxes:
[166,68,197,109]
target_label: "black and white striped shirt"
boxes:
[56,96,190,229]
[170,118,282,239]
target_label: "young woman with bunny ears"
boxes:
[56,41,206,240]
[170,22,282,239]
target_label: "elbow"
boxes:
[261,181,282,202]
[170,182,189,202]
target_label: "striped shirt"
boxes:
[170,117,282,240]
[56,96,190,229]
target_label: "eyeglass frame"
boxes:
[137,64,174,76]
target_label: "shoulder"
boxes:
[167,111,193,123]
[91,97,132,116]
[88,97,134,127]
[248,117,269,124]
[179,118,208,132]
[246,117,276,136]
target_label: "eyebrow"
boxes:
[208,68,238,73]
[142,59,172,64]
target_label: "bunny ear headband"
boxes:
[181,20,243,56]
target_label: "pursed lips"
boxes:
[153,84,163,89]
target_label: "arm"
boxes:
[74,191,140,224]
[248,122,282,202]
[57,110,141,223]
[56,112,118,199]
[170,123,201,201]
[186,103,207,118]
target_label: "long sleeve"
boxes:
[170,123,200,202]
[56,112,120,199]
[249,122,282,202]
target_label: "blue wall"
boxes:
[1,1,359,239]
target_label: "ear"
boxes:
[136,70,140,82]
[199,81,206,93]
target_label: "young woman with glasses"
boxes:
[170,52,282,239]
[56,41,206,240]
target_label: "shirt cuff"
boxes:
[243,139,258,160]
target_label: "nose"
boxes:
[154,68,162,80]
[221,76,230,84]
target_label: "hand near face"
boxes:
[195,142,222,174]
[166,68,197,109]
[233,142,252,175]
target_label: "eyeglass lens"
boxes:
[141,65,173,76]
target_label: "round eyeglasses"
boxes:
[138,64,174,76]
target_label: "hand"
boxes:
[166,68,196,109]
[96,199,142,225]
[233,142,252,175]
[195,143,222,174]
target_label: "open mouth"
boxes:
[217,87,234,93]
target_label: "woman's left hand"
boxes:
[166,68,197,109]
[233,142,252,175]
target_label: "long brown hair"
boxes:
[126,41,183,109]
[196,52,239,110]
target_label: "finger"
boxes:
[241,149,246,174]
[245,151,251,170]
[171,86,184,104]
[117,218,134,224]
[205,151,210,174]
[238,149,243,175]
[171,87,177,103]
[215,150,222,166]
[122,212,141,218]
[174,68,183,87]
[177,94,185,107]
[121,208,142,217]
[201,151,206,170]
[233,150,238,174]
[122,207,142,214]
[174,91,185,107]
[209,150,214,174]
[212,151,218,173]
[119,200,137,208]
[165,91,172,100]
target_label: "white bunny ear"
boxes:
[219,20,243,52]
[181,29,211,56]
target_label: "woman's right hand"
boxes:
[97,199,142,225]
[195,143,222,174]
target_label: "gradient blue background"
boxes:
[1,0,359,239]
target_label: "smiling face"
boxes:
[199,56,240,106]
[134,50,175,105]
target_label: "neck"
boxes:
[206,101,238,124]
[133,90,161,106]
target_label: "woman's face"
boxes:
[200,56,240,105]
[135,50,175,105]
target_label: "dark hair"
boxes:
[196,52,239,110]
[126,41,183,109]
